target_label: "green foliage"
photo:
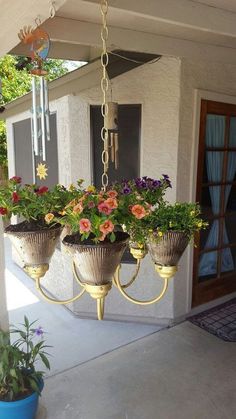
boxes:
[112,176,172,247]
[148,202,208,240]
[0,177,75,226]
[0,121,7,168]
[53,181,123,242]
[0,316,50,402]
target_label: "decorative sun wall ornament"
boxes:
[36,163,48,180]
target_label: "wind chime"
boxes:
[18,9,55,181]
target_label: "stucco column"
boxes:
[0,219,8,331]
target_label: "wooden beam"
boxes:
[84,0,236,38]
[42,17,236,65]
[10,42,91,62]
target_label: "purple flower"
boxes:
[152,180,161,188]
[122,186,131,195]
[162,174,169,179]
[35,326,43,337]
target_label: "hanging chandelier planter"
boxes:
[63,232,129,286]
[0,1,209,321]
[5,223,62,279]
[147,231,190,266]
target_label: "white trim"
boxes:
[187,89,236,312]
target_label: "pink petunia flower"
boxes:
[36,186,48,195]
[12,192,20,203]
[73,203,83,214]
[131,204,146,219]
[104,197,118,209]
[98,202,113,215]
[0,207,7,215]
[107,190,118,199]
[10,176,22,184]
[99,220,114,235]
[79,218,91,233]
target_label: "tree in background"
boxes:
[0,55,70,173]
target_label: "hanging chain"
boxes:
[100,0,109,190]
[49,1,56,18]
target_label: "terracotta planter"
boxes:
[63,232,129,286]
[5,223,62,266]
[147,231,189,266]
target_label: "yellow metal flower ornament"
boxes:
[36,163,48,180]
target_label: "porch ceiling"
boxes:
[5,0,236,64]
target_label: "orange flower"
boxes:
[73,203,83,214]
[98,202,112,215]
[79,218,91,233]
[131,204,146,219]
[99,220,114,235]
[107,190,118,199]
[104,197,118,209]
[65,199,77,209]
[45,213,54,223]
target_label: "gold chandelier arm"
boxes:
[115,275,169,306]
[35,277,86,305]
[113,259,141,289]
[97,298,105,320]
[72,261,85,287]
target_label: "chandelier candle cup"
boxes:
[0,177,75,280]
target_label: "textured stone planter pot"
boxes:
[5,223,62,267]
[147,231,189,266]
[63,232,129,286]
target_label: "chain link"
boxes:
[100,0,109,191]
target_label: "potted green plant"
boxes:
[47,182,129,287]
[146,202,208,266]
[0,316,50,419]
[0,176,74,276]
[112,175,172,251]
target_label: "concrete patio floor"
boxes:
[42,321,236,419]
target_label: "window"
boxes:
[13,113,58,187]
[193,100,236,306]
[90,104,141,262]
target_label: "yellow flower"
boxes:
[59,210,66,216]
[45,213,54,224]
[190,211,195,216]
[197,221,203,228]
[68,184,75,192]
[148,229,153,233]
[158,231,163,237]
[86,185,96,193]
[138,243,144,249]
[65,199,77,209]
[169,222,173,228]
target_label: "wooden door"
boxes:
[193,100,236,306]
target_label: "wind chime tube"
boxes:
[32,76,39,156]
[40,77,46,161]
[114,132,119,169]
[44,78,51,141]
[30,118,36,183]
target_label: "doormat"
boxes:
[189,298,236,342]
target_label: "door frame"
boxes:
[191,90,236,307]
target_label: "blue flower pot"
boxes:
[0,381,43,419]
